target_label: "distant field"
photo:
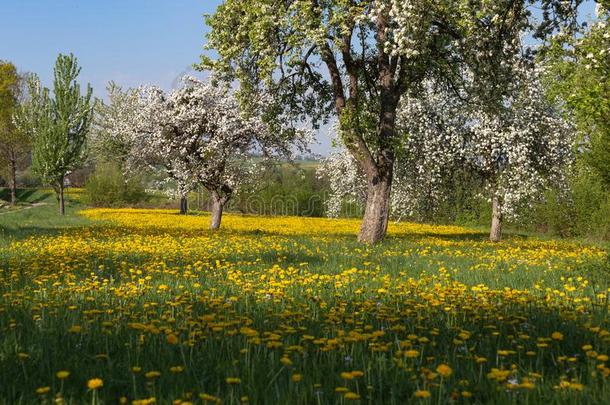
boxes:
[0,205,609,404]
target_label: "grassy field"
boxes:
[1,199,610,404]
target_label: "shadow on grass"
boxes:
[2,280,609,405]
[0,188,54,204]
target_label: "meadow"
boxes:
[1,203,610,404]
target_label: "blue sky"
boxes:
[0,0,599,155]
[0,0,217,94]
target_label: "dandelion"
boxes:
[415,390,431,398]
[436,364,453,378]
[145,371,161,379]
[200,393,221,403]
[344,392,360,400]
[56,370,70,379]
[87,378,103,390]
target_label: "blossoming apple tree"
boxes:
[99,76,308,229]
[321,63,573,242]
[201,0,582,243]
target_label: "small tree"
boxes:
[15,54,92,215]
[105,77,307,228]
[0,61,30,206]
[466,66,573,242]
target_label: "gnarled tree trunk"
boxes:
[210,192,224,230]
[490,193,502,242]
[358,170,392,244]
[179,195,188,215]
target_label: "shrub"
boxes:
[523,166,610,241]
[17,168,42,188]
[85,163,147,207]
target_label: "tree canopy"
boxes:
[201,0,584,243]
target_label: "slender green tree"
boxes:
[0,61,30,206]
[15,54,92,215]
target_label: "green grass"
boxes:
[0,188,92,245]
[0,199,610,404]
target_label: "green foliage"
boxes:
[18,54,93,192]
[237,165,326,217]
[84,162,147,207]
[0,61,19,133]
[523,166,610,241]
[17,168,43,188]
[188,163,329,217]
[0,61,30,182]
[542,9,610,187]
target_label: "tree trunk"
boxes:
[358,171,392,244]
[58,182,65,216]
[490,194,502,242]
[179,195,188,215]
[9,153,17,206]
[210,193,224,230]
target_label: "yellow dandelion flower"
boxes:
[436,364,453,378]
[87,378,103,390]
[344,392,360,400]
[551,332,564,341]
[415,390,431,398]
